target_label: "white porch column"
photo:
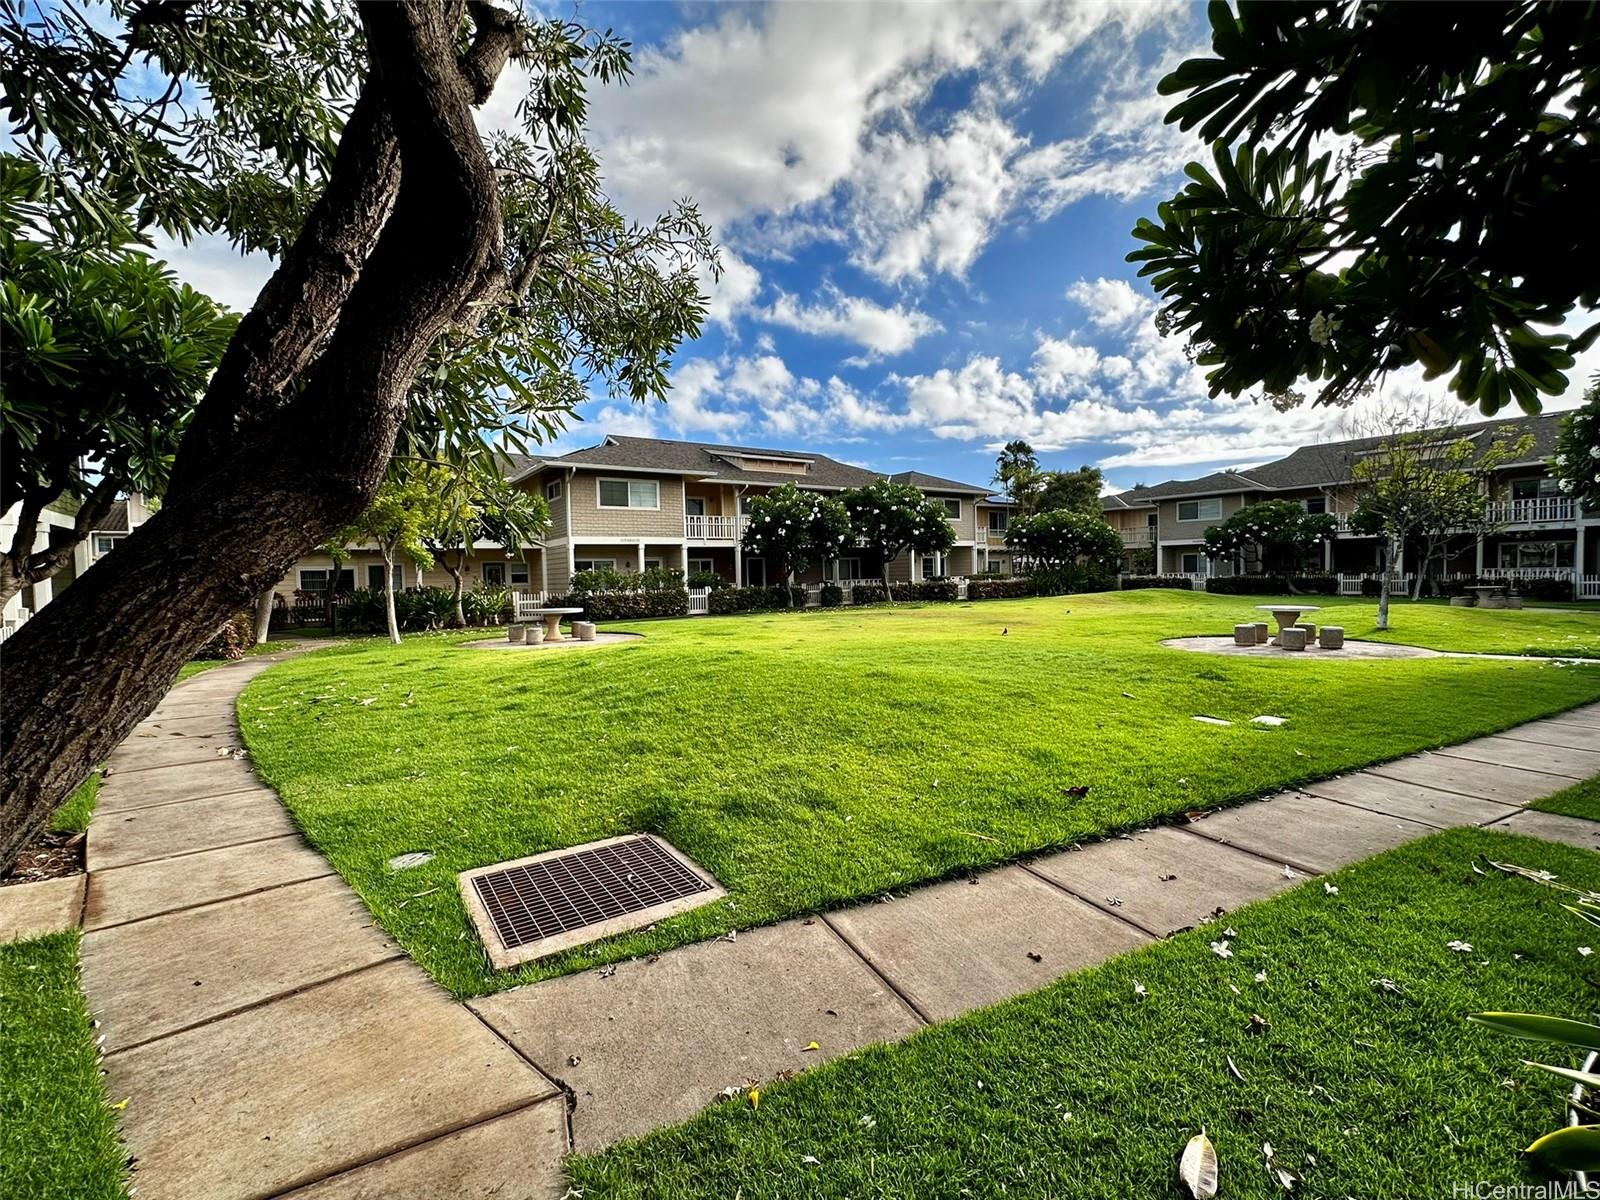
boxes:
[1475,536,1485,575]
[680,544,689,575]
[1576,521,1587,600]
[735,545,743,588]
[540,550,549,596]
[637,538,647,573]
[565,540,575,581]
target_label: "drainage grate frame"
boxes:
[459,834,725,969]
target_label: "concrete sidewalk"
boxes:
[54,648,1600,1194]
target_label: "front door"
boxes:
[685,497,706,516]
[746,558,767,587]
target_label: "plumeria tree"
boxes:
[1552,382,1600,510]
[840,479,954,600]
[421,463,550,628]
[740,483,852,605]
[329,472,446,645]
[1203,500,1335,576]
[1005,509,1123,592]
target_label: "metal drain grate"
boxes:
[461,835,723,966]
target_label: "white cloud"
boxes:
[764,286,941,358]
[1066,278,1148,331]
[1031,335,1101,396]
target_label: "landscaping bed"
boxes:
[238,591,1600,996]
[573,828,1600,1199]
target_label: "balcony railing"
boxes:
[977,527,1009,546]
[684,514,741,540]
[1485,497,1577,525]
[1119,527,1153,546]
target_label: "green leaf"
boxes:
[1526,1125,1600,1172]
[1469,1014,1600,1051]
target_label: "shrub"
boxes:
[1521,576,1573,601]
[1288,574,1339,595]
[913,579,960,602]
[1120,575,1194,591]
[1029,565,1115,596]
[393,587,456,630]
[820,583,844,607]
[462,584,510,625]
[686,570,728,591]
[847,582,888,605]
[1205,575,1293,595]
[708,586,799,614]
[1361,577,1383,597]
[195,609,254,659]
[968,577,1032,600]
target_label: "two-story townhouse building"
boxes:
[1101,412,1597,598]
[275,436,1018,601]
[2,493,155,636]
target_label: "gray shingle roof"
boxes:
[522,435,992,493]
[95,500,130,533]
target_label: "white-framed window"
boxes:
[688,557,714,575]
[739,493,755,515]
[597,478,660,509]
[93,533,121,555]
[545,479,562,501]
[1511,477,1562,500]
[482,562,506,585]
[920,554,940,578]
[1177,498,1222,522]
[685,497,706,516]
[987,510,1007,532]
[837,557,862,581]
[299,568,351,594]
[643,557,663,571]
[745,558,767,587]
[941,498,961,519]
[367,563,403,590]
[1180,552,1204,573]
[510,564,530,585]
[1303,496,1327,515]
[573,558,617,573]
[1498,541,1575,568]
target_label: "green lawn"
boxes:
[48,772,99,835]
[574,828,1600,1199]
[1533,775,1600,821]
[238,591,1600,997]
[0,932,130,1200]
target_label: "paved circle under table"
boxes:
[459,632,641,652]
[1163,636,1442,660]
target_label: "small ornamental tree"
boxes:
[992,440,1044,516]
[330,473,446,645]
[421,464,551,627]
[1005,510,1123,592]
[840,480,955,600]
[1036,465,1105,517]
[1552,382,1600,510]
[740,483,852,605]
[1202,500,1335,576]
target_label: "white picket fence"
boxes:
[688,587,710,615]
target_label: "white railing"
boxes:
[684,515,740,540]
[0,609,28,644]
[1485,498,1578,526]
[1337,573,1412,596]
[688,587,710,615]
[511,591,549,620]
[1581,576,1600,600]
[1119,528,1153,546]
[1482,567,1575,582]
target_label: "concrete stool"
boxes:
[1506,596,1524,609]
[574,621,597,641]
[1450,595,1475,607]
[1480,596,1508,610]
[1318,626,1345,650]
[507,623,526,643]
[1253,622,1271,644]
[1234,624,1258,647]
[1280,627,1308,651]
[1297,622,1317,641]
[526,624,545,644]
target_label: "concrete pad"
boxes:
[98,757,264,812]
[106,960,558,1200]
[1497,722,1600,753]
[1435,735,1600,781]
[1185,791,1432,874]
[82,875,402,1052]
[1026,827,1304,936]
[107,735,246,773]
[470,917,923,1150]
[85,835,334,931]
[1299,773,1518,828]
[88,790,297,871]
[825,866,1151,1024]
[133,713,239,738]
[0,875,85,942]
[1368,753,1573,805]
[1489,809,1600,853]
[277,1100,568,1200]
[1546,708,1600,732]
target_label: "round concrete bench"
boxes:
[1450,595,1475,607]
[1297,622,1317,641]
[1234,624,1258,647]
[1318,626,1345,650]
[507,624,526,643]
[526,624,545,644]
[574,621,597,642]
[1253,622,1270,644]
[1279,627,1309,651]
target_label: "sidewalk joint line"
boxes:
[1429,748,1585,780]
[91,783,271,815]
[1486,731,1600,755]
[83,868,339,933]
[1362,767,1544,806]
[1015,860,1168,941]
[102,955,406,1059]
[818,914,933,1026]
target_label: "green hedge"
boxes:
[1119,575,1195,591]
[708,586,804,614]
[968,578,1033,600]
[549,590,689,621]
[1204,574,1338,595]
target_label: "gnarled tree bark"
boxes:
[0,1,517,869]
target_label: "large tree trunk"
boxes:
[0,2,516,871]
[446,550,467,627]
[1377,541,1392,631]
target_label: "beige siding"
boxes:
[567,470,686,540]
[927,493,978,543]
[1156,493,1250,542]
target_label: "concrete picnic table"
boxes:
[1467,584,1510,609]
[522,607,584,641]
[1256,603,1321,646]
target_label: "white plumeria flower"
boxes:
[1324,882,1339,895]
[1211,940,1234,959]
[1447,940,1473,953]
[1581,947,1594,958]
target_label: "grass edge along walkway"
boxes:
[571,827,1600,1200]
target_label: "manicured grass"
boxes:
[0,932,130,1200]
[1308,596,1599,658]
[573,829,1600,1199]
[239,591,1600,997]
[1532,775,1600,821]
[48,771,99,835]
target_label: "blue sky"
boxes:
[162,1,1594,495]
